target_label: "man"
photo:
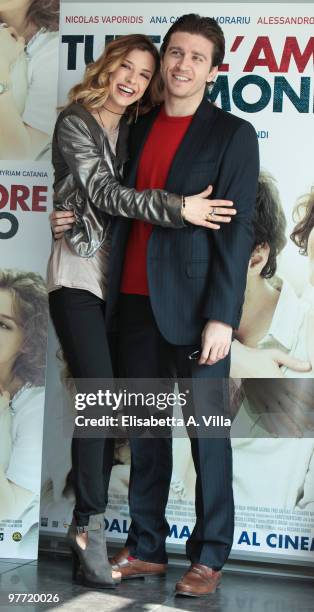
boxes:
[106,15,259,596]
[52,15,259,597]
[127,172,313,536]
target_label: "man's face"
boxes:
[160,31,218,103]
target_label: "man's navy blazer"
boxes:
[106,97,259,346]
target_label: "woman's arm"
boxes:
[0,28,49,159]
[296,446,314,511]
[0,466,34,520]
[305,309,314,370]
[2,388,44,519]
[0,87,49,159]
[55,114,234,230]
[0,391,12,471]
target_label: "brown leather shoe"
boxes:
[110,548,166,580]
[175,564,221,597]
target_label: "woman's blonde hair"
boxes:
[68,34,161,118]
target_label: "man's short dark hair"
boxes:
[253,171,287,278]
[160,14,225,67]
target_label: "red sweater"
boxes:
[120,107,193,295]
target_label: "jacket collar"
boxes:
[123,106,160,187]
[63,103,129,165]
[165,97,217,194]
[124,97,218,191]
[115,115,129,165]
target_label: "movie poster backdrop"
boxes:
[39,2,314,564]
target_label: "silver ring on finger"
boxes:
[0,23,9,30]
[207,206,214,219]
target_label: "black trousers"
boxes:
[49,288,115,526]
[118,294,234,570]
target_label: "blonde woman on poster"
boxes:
[0,270,48,548]
[0,0,59,160]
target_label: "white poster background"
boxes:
[0,162,53,559]
[0,163,53,272]
[40,3,314,563]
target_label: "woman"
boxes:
[0,269,48,551]
[47,34,235,589]
[291,189,314,365]
[291,189,314,290]
[0,0,59,159]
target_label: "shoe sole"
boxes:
[122,573,166,581]
[74,578,119,589]
[175,583,221,597]
[175,590,216,597]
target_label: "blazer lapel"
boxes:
[123,107,160,188]
[165,99,218,194]
[115,116,129,165]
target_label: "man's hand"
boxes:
[199,320,232,365]
[231,340,311,378]
[50,210,75,239]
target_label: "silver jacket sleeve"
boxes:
[56,115,185,237]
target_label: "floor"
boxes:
[0,554,313,612]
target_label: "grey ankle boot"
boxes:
[68,513,120,589]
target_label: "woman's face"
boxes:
[107,48,156,112]
[0,289,24,371]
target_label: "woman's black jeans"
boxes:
[49,287,115,526]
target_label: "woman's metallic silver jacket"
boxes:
[52,103,184,257]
